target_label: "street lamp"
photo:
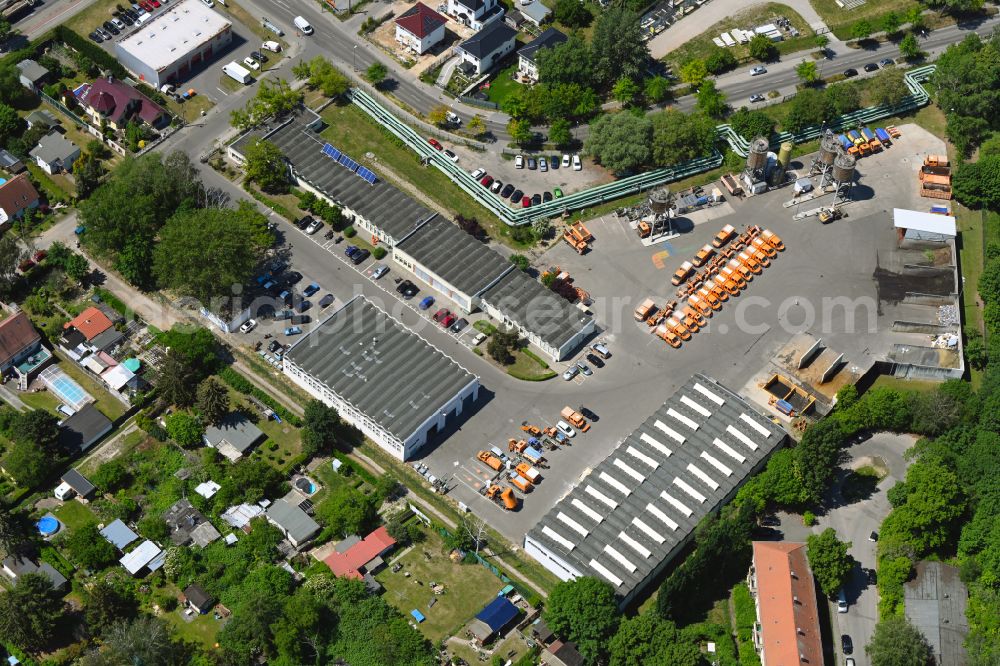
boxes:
[353,44,358,72]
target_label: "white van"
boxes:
[293,15,313,34]
[262,40,282,53]
[223,61,252,84]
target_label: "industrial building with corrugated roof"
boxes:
[282,296,480,460]
[228,107,436,246]
[524,374,786,608]
[114,0,233,87]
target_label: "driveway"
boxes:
[774,432,917,666]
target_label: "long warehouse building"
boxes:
[114,0,233,88]
[282,296,480,461]
[229,107,594,362]
[524,374,786,608]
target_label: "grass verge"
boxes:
[808,0,920,39]
[506,348,556,381]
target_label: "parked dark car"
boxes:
[284,271,303,285]
[450,318,468,333]
[843,68,858,78]
[542,191,552,202]
[863,62,879,72]
[273,309,295,321]
[295,299,311,313]
[500,184,515,198]
[351,249,371,265]
[302,282,321,297]
[397,280,419,298]
[89,31,104,42]
[251,50,268,62]
[841,635,853,655]
[531,193,541,206]
[297,215,314,230]
[319,293,335,308]
[290,315,311,324]
[345,245,359,258]
[586,353,604,368]
[526,157,537,170]
[510,189,523,203]
[102,20,120,34]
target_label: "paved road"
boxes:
[775,432,918,666]
[12,0,98,39]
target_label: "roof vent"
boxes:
[790,570,798,579]
[797,627,804,635]
[793,595,800,604]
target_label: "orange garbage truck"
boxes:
[560,406,590,432]
[477,450,504,471]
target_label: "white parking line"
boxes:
[215,87,229,96]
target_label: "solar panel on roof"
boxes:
[338,153,359,171]
[321,143,342,161]
[356,166,378,185]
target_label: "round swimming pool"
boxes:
[37,516,59,537]
[294,478,316,495]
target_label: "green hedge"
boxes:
[520,348,549,369]
[372,246,387,260]
[248,188,295,221]
[343,226,356,238]
[218,367,303,427]
[54,26,129,79]
[506,368,557,381]
[94,287,133,320]
[332,451,378,487]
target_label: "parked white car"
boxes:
[572,154,582,171]
[470,167,486,179]
[240,319,257,333]
[243,56,260,70]
[556,420,576,437]
[514,154,524,169]
[562,154,570,168]
[262,40,282,52]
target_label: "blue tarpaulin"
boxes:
[475,596,518,632]
[411,609,425,623]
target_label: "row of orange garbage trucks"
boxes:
[836,126,901,158]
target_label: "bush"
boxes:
[343,226,356,238]
[218,367,303,426]
[803,511,816,526]
[372,246,387,260]
[54,26,129,79]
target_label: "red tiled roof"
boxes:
[395,2,446,38]
[0,311,41,366]
[324,526,396,578]
[0,174,40,219]
[752,542,824,666]
[81,77,166,125]
[64,306,113,341]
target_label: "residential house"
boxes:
[0,311,43,375]
[519,1,550,26]
[455,21,518,75]
[120,540,165,576]
[16,59,50,90]
[395,2,447,55]
[25,110,58,131]
[504,10,526,29]
[542,640,585,666]
[57,404,113,452]
[0,174,41,227]
[747,542,824,666]
[0,149,25,173]
[468,596,519,645]
[29,130,81,175]
[447,0,503,30]
[100,519,140,551]
[79,77,168,131]
[60,306,117,358]
[163,499,221,548]
[1,555,67,590]
[265,498,320,548]
[202,413,266,462]
[323,526,397,591]
[182,584,214,614]
[54,468,97,501]
[517,28,566,83]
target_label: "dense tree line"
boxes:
[931,32,1000,156]
[585,108,717,174]
[0,408,64,487]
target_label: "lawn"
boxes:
[869,375,942,394]
[808,0,921,39]
[222,383,302,470]
[665,3,814,68]
[161,606,225,648]
[220,0,289,46]
[165,93,216,124]
[505,348,556,381]
[318,104,499,237]
[65,0,123,36]
[53,352,127,421]
[375,527,507,643]
[484,62,525,108]
[19,389,61,415]
[52,500,98,532]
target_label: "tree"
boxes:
[0,103,23,147]
[585,112,652,174]
[548,118,572,147]
[554,0,592,27]
[487,326,519,365]
[507,117,534,146]
[316,484,377,537]
[814,34,830,48]
[302,400,342,456]
[880,459,965,554]
[0,498,34,557]
[230,78,303,130]
[608,614,701,666]
[794,417,846,503]
[195,377,230,426]
[428,105,449,127]
[696,81,727,118]
[904,5,925,31]
[536,35,593,86]
[612,76,640,105]
[954,156,1000,210]
[705,47,737,74]
[807,528,856,597]
[165,412,204,447]
[880,11,901,35]
[509,253,530,271]
[590,7,649,88]
[851,19,873,41]
[784,87,832,132]
[92,460,128,492]
[0,573,66,651]
[156,325,221,372]
[650,109,716,166]
[66,522,118,569]
[4,440,48,486]
[866,616,935,666]
[870,67,910,107]
[728,107,774,141]
[83,617,178,666]
[157,348,198,406]
[544,577,620,663]
[0,17,11,43]
[825,81,862,115]
[796,60,820,84]
[303,56,350,98]
[365,61,387,87]
[678,59,708,87]
[899,32,922,60]
[9,409,60,448]
[467,115,487,137]
[748,34,777,61]
[644,75,671,104]
[64,253,90,284]
[243,138,288,194]
[153,202,272,305]
[84,582,138,637]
